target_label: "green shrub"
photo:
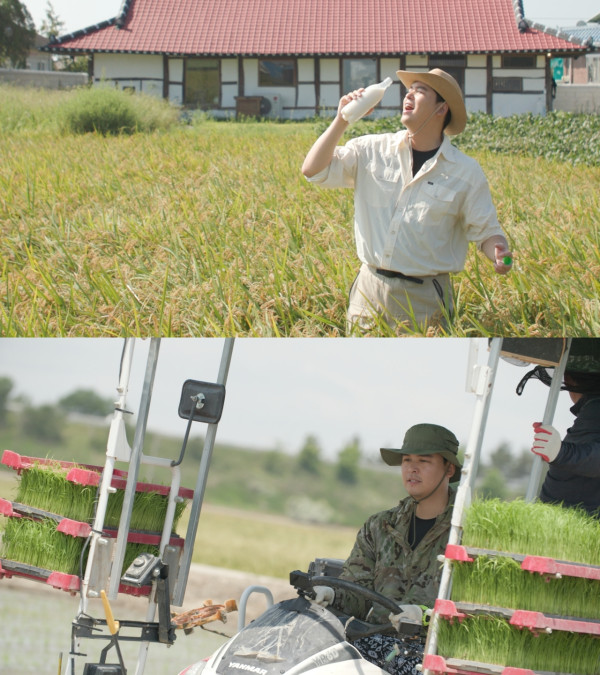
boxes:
[316,111,600,167]
[59,85,179,135]
[61,86,140,135]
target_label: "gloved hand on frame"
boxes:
[388,604,424,632]
[531,422,562,463]
[311,585,335,608]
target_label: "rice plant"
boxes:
[1,518,85,575]
[15,462,96,522]
[1,86,599,336]
[451,554,600,619]
[105,489,188,532]
[462,499,600,565]
[437,615,600,674]
[14,461,188,534]
[0,516,162,579]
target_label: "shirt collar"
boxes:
[437,134,459,163]
[397,130,458,164]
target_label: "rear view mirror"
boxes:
[178,379,226,425]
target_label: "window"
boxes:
[502,55,536,69]
[185,59,220,108]
[258,59,295,87]
[429,55,467,68]
[493,77,523,92]
[342,58,377,92]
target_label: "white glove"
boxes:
[311,585,335,607]
[531,423,562,463]
[389,605,423,631]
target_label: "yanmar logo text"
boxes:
[228,662,268,675]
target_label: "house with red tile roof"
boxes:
[44,0,593,119]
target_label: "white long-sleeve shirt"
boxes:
[306,130,506,276]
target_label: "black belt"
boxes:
[375,268,424,284]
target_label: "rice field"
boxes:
[1,86,599,336]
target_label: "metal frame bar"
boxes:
[172,337,235,606]
[108,338,161,599]
[525,337,572,501]
[423,337,574,674]
[423,337,502,668]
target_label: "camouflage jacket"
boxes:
[332,488,456,623]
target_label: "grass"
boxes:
[15,461,97,521]
[1,85,599,336]
[189,506,356,578]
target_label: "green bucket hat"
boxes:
[380,423,462,482]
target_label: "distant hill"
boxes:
[0,411,407,528]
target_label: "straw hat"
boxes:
[396,68,467,136]
[380,423,462,482]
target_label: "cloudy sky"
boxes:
[0,338,576,469]
[23,0,598,34]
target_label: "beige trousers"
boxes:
[347,264,453,334]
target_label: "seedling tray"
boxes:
[434,599,600,636]
[423,653,565,675]
[0,558,81,593]
[1,450,194,499]
[0,498,185,547]
[445,544,600,581]
[0,557,153,596]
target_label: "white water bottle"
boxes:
[341,77,393,124]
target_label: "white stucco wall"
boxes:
[95,54,163,85]
[553,83,600,113]
[87,52,556,119]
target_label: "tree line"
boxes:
[0,375,531,497]
[1,0,87,71]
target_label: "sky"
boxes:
[0,338,576,470]
[22,0,600,35]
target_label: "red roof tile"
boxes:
[47,0,588,56]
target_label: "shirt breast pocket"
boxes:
[365,163,402,206]
[368,162,401,190]
[415,181,460,224]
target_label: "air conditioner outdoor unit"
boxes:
[260,94,283,118]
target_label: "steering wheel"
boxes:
[309,575,422,640]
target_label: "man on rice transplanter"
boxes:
[311,423,462,675]
[302,68,513,334]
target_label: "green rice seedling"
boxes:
[105,489,188,532]
[1,517,165,582]
[14,461,187,534]
[437,615,600,674]
[462,499,600,565]
[15,462,96,522]
[451,554,600,619]
[1,518,85,575]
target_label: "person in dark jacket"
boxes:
[530,368,600,517]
